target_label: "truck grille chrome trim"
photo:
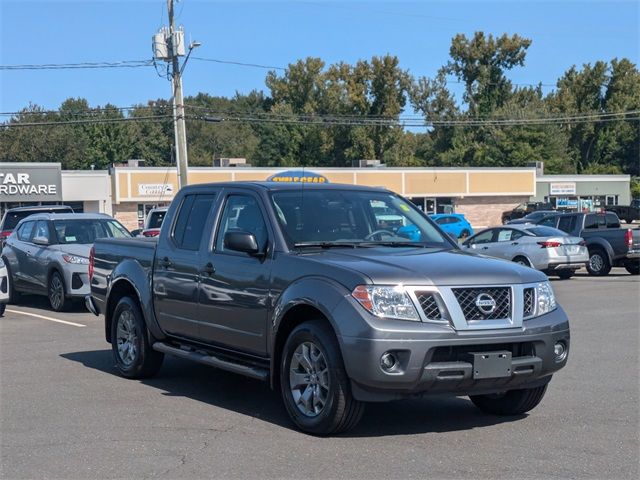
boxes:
[414,292,443,321]
[452,287,511,321]
[523,287,535,318]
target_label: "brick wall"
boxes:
[455,196,528,228]
[112,203,139,231]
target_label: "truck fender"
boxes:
[584,237,615,262]
[105,259,165,342]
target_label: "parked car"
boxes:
[462,224,588,279]
[533,211,640,275]
[501,202,552,224]
[607,199,640,224]
[430,213,474,239]
[1,213,131,311]
[506,210,559,225]
[87,182,570,435]
[0,257,8,316]
[141,207,168,237]
[0,205,73,244]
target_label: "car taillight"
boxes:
[538,241,562,248]
[625,229,633,248]
[143,229,160,237]
[0,230,11,239]
[88,246,95,281]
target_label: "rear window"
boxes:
[3,206,73,230]
[525,226,567,237]
[147,211,166,229]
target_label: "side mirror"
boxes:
[224,230,260,255]
[32,236,49,246]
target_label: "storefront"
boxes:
[0,163,112,218]
[533,175,631,212]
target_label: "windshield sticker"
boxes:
[65,236,77,242]
[399,204,410,212]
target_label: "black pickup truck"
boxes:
[607,199,640,224]
[535,211,640,275]
[87,182,570,435]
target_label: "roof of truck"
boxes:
[181,181,390,192]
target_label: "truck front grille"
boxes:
[523,287,535,317]
[452,287,511,320]
[415,292,442,321]
[430,342,535,362]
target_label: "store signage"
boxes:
[138,183,174,196]
[267,170,329,183]
[0,163,62,202]
[556,198,579,209]
[550,182,576,195]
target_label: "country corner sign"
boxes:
[0,163,63,202]
[267,170,329,184]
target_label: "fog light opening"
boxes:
[380,352,398,372]
[554,341,568,363]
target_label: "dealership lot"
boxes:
[1,269,638,479]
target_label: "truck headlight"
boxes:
[62,254,89,265]
[536,281,557,316]
[352,285,420,321]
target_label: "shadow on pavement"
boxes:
[61,349,525,437]
[10,293,88,313]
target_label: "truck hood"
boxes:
[298,247,547,286]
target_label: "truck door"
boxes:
[153,192,219,339]
[196,191,272,356]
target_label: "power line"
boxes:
[191,56,286,71]
[0,115,172,128]
[0,60,154,71]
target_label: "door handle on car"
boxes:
[200,262,215,276]
[511,242,519,245]
[481,246,489,250]
[158,257,173,268]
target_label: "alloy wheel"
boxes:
[589,253,604,273]
[289,341,330,417]
[49,275,64,310]
[116,310,138,366]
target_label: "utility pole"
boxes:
[167,0,189,189]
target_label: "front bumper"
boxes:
[334,297,570,402]
[62,264,90,298]
[0,266,8,303]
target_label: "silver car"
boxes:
[462,224,588,279]
[1,213,130,311]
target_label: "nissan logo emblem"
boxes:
[475,293,497,314]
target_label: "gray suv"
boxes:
[2,213,130,311]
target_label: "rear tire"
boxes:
[111,296,164,379]
[586,248,611,276]
[0,303,5,317]
[557,270,574,280]
[470,385,548,416]
[625,260,639,275]
[48,271,68,312]
[280,320,364,435]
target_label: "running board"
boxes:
[152,342,269,381]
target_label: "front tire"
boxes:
[557,270,574,280]
[470,385,548,415]
[111,296,164,379]
[280,320,364,435]
[586,248,611,276]
[48,271,68,312]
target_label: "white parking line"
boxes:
[6,309,86,327]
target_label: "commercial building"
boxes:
[532,174,631,212]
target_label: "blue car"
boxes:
[430,213,474,239]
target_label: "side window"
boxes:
[605,213,620,228]
[511,230,525,241]
[17,221,35,242]
[172,194,216,251]
[496,229,513,242]
[33,220,51,241]
[435,217,448,225]
[471,229,495,244]
[449,217,461,224]
[538,216,557,227]
[557,216,576,233]
[216,195,268,253]
[584,214,604,229]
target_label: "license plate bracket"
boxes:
[468,351,512,379]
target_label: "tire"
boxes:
[470,384,548,416]
[513,256,531,268]
[280,320,364,435]
[48,271,68,312]
[0,303,5,317]
[586,248,611,276]
[557,270,574,280]
[111,296,164,379]
[625,260,640,275]
[459,229,470,240]
[3,259,21,304]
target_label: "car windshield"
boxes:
[147,211,166,229]
[3,207,72,230]
[270,189,452,248]
[524,226,568,237]
[53,219,131,244]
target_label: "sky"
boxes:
[1,0,638,113]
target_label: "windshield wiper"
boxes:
[357,241,427,248]
[293,241,362,249]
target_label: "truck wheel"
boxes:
[470,385,548,416]
[111,296,164,379]
[0,303,5,317]
[557,270,574,280]
[625,260,640,275]
[48,271,68,312]
[586,248,611,276]
[280,320,364,435]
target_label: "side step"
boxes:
[152,342,269,381]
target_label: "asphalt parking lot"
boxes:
[1,269,638,479]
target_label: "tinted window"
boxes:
[53,219,131,244]
[435,217,448,225]
[33,220,51,241]
[538,216,558,227]
[216,195,268,252]
[3,207,72,230]
[449,217,461,224]
[470,229,495,244]
[557,216,576,233]
[584,214,604,229]
[173,194,216,251]
[147,210,166,229]
[17,221,35,241]
[525,226,567,237]
[605,213,620,228]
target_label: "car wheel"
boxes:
[586,248,611,276]
[3,259,21,304]
[0,303,5,317]
[557,270,574,280]
[470,385,548,415]
[624,260,639,275]
[48,271,68,312]
[111,296,164,379]
[513,256,531,267]
[459,229,470,240]
[280,320,364,435]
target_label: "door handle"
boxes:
[200,262,215,276]
[158,257,173,268]
[511,242,519,245]
[481,246,489,250]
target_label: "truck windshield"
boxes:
[270,189,452,248]
[53,219,131,244]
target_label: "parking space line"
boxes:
[6,309,86,327]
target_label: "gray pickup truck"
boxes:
[87,182,570,435]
